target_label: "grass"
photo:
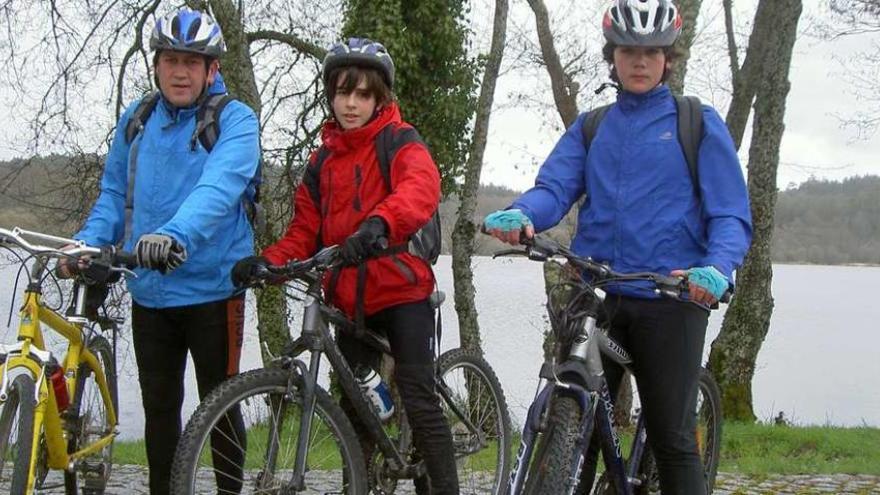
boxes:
[112,422,880,476]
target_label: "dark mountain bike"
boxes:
[500,236,722,495]
[169,245,512,494]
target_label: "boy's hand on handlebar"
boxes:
[481,209,535,245]
[231,256,270,287]
[671,266,729,306]
[341,217,387,265]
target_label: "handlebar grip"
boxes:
[114,251,139,269]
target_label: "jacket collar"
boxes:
[321,102,402,154]
[617,84,670,112]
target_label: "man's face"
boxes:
[332,75,378,130]
[155,50,218,107]
[613,46,670,94]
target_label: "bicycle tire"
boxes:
[522,392,585,495]
[635,368,722,494]
[436,348,512,495]
[0,373,37,494]
[169,367,367,494]
[64,335,118,495]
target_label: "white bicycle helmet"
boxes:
[150,8,226,58]
[603,0,683,47]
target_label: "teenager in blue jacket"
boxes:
[484,1,752,493]
[71,9,260,494]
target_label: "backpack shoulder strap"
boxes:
[193,94,234,152]
[674,95,704,196]
[375,124,425,194]
[580,103,614,151]
[124,92,161,144]
[303,146,332,212]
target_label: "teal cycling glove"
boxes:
[687,266,729,300]
[483,209,532,232]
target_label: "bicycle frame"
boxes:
[0,235,118,492]
[272,267,486,491]
[507,310,651,495]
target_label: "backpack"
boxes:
[121,91,265,242]
[582,94,704,197]
[302,123,442,265]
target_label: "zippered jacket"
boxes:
[512,85,752,298]
[76,73,261,308]
[263,102,439,317]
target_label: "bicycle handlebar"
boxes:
[0,226,138,275]
[491,234,731,304]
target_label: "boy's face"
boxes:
[613,46,670,94]
[332,74,378,130]
[156,50,218,107]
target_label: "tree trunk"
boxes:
[525,0,579,127]
[666,0,702,95]
[205,0,290,359]
[452,0,508,353]
[709,0,802,422]
[723,0,777,149]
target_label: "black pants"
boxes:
[132,295,246,495]
[337,299,460,495]
[579,295,708,495]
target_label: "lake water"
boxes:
[1,255,878,440]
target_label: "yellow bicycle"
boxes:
[0,227,134,494]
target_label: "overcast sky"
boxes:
[0,0,875,194]
[480,0,880,192]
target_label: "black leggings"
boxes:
[579,295,709,495]
[131,295,246,495]
[337,298,459,495]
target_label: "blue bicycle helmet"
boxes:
[603,0,683,47]
[322,38,395,88]
[150,8,226,58]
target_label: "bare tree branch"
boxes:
[723,0,740,84]
[526,0,579,127]
[247,30,326,60]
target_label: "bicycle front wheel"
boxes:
[636,367,723,494]
[65,335,118,495]
[522,392,585,495]
[170,367,367,494]
[437,348,512,495]
[0,373,37,494]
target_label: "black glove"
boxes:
[341,217,388,265]
[134,233,187,274]
[231,256,269,287]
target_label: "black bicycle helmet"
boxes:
[603,0,683,47]
[322,38,395,89]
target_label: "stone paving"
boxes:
[19,467,880,493]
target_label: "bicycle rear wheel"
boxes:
[170,367,367,494]
[65,335,118,495]
[437,348,512,495]
[522,392,585,495]
[635,367,722,494]
[0,373,37,494]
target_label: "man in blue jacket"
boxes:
[484,1,752,493]
[72,8,259,494]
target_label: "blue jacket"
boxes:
[76,74,261,308]
[512,85,752,299]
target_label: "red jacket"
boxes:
[262,103,439,317]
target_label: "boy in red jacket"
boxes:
[232,38,458,494]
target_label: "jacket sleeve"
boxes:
[75,105,137,246]
[369,138,440,243]
[510,113,588,232]
[156,101,260,254]
[698,107,753,279]
[261,169,322,265]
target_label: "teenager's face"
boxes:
[613,46,670,94]
[332,75,378,130]
[156,50,218,107]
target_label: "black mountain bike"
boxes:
[169,245,512,494]
[501,236,722,495]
